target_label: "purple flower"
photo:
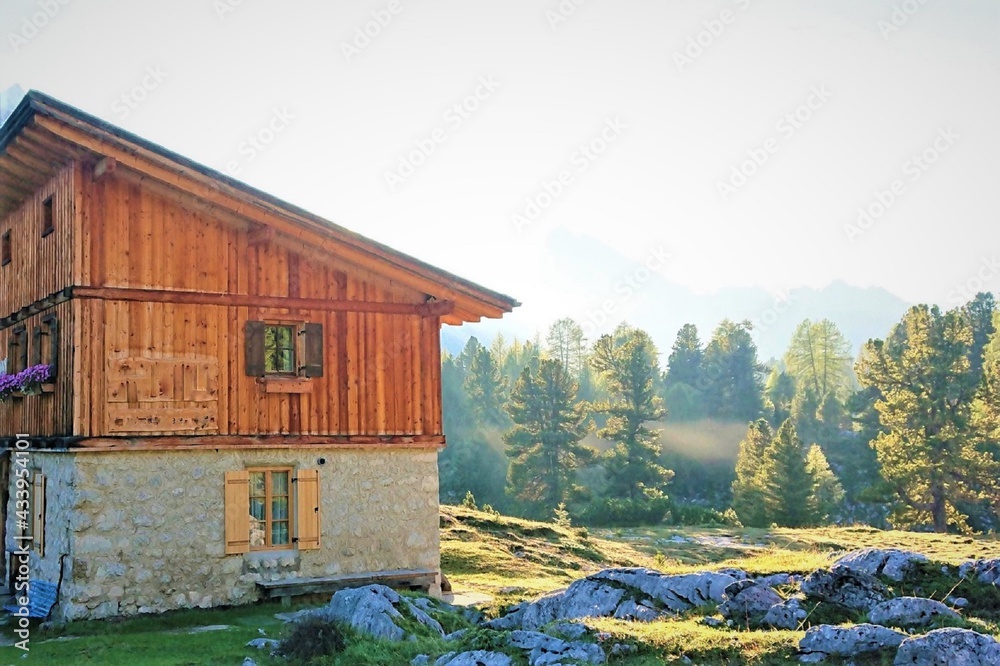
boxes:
[17,364,53,387]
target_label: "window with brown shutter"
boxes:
[246,320,324,379]
[224,468,320,554]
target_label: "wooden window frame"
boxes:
[248,467,294,552]
[1,231,10,267]
[41,196,54,238]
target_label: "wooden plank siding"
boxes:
[68,171,444,438]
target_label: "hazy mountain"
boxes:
[442,227,912,363]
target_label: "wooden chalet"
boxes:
[0,91,517,620]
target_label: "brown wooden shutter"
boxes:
[17,328,27,372]
[32,473,45,557]
[295,469,321,550]
[224,470,251,555]
[245,321,265,377]
[302,323,324,378]
[42,314,59,377]
[30,326,42,366]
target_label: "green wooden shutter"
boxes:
[302,323,324,378]
[245,321,265,377]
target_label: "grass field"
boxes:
[1,506,998,665]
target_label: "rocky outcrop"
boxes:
[868,597,961,629]
[428,651,513,666]
[834,548,928,582]
[718,581,783,628]
[958,559,1000,586]
[761,597,807,630]
[487,568,742,630]
[311,584,444,641]
[800,567,891,611]
[893,628,1000,665]
[797,623,907,662]
[509,630,606,665]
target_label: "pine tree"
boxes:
[760,420,816,527]
[702,320,765,421]
[591,324,672,500]
[663,324,707,421]
[504,359,593,517]
[462,337,509,429]
[731,419,773,527]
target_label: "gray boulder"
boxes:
[756,573,797,588]
[834,548,928,582]
[801,567,892,611]
[761,597,807,630]
[718,581,783,628]
[893,628,1000,665]
[868,597,961,629]
[509,630,605,665]
[958,559,1000,586]
[313,584,444,641]
[434,651,513,666]
[798,623,907,662]
[488,568,740,630]
[245,637,280,650]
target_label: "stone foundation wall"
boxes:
[55,447,440,621]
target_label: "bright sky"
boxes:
[2,0,998,336]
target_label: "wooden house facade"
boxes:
[0,92,516,621]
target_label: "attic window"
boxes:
[42,196,54,237]
[1,231,10,266]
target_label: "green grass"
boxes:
[2,506,999,665]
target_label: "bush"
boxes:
[277,616,352,663]
[578,490,671,527]
[667,502,727,526]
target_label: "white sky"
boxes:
[1,0,998,335]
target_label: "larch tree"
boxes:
[504,359,593,517]
[784,319,855,401]
[590,324,672,500]
[857,303,1000,532]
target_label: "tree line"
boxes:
[440,292,1000,533]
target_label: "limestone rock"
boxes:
[800,567,892,611]
[798,623,907,661]
[718,581,783,628]
[509,630,605,665]
[487,568,740,630]
[958,559,1000,586]
[312,584,443,642]
[834,548,928,582]
[868,597,961,629]
[761,597,807,630]
[245,637,280,650]
[434,651,513,666]
[893,628,1000,665]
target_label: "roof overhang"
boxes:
[0,91,519,325]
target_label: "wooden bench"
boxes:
[257,568,438,606]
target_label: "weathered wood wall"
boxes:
[71,167,442,438]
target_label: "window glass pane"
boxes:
[249,498,265,521]
[272,521,289,545]
[249,472,265,497]
[272,496,288,521]
[272,472,288,495]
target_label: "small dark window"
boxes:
[264,325,296,374]
[1,231,10,266]
[42,197,54,238]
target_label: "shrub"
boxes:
[461,491,478,511]
[578,491,671,527]
[277,616,352,663]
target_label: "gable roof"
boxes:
[0,91,518,324]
